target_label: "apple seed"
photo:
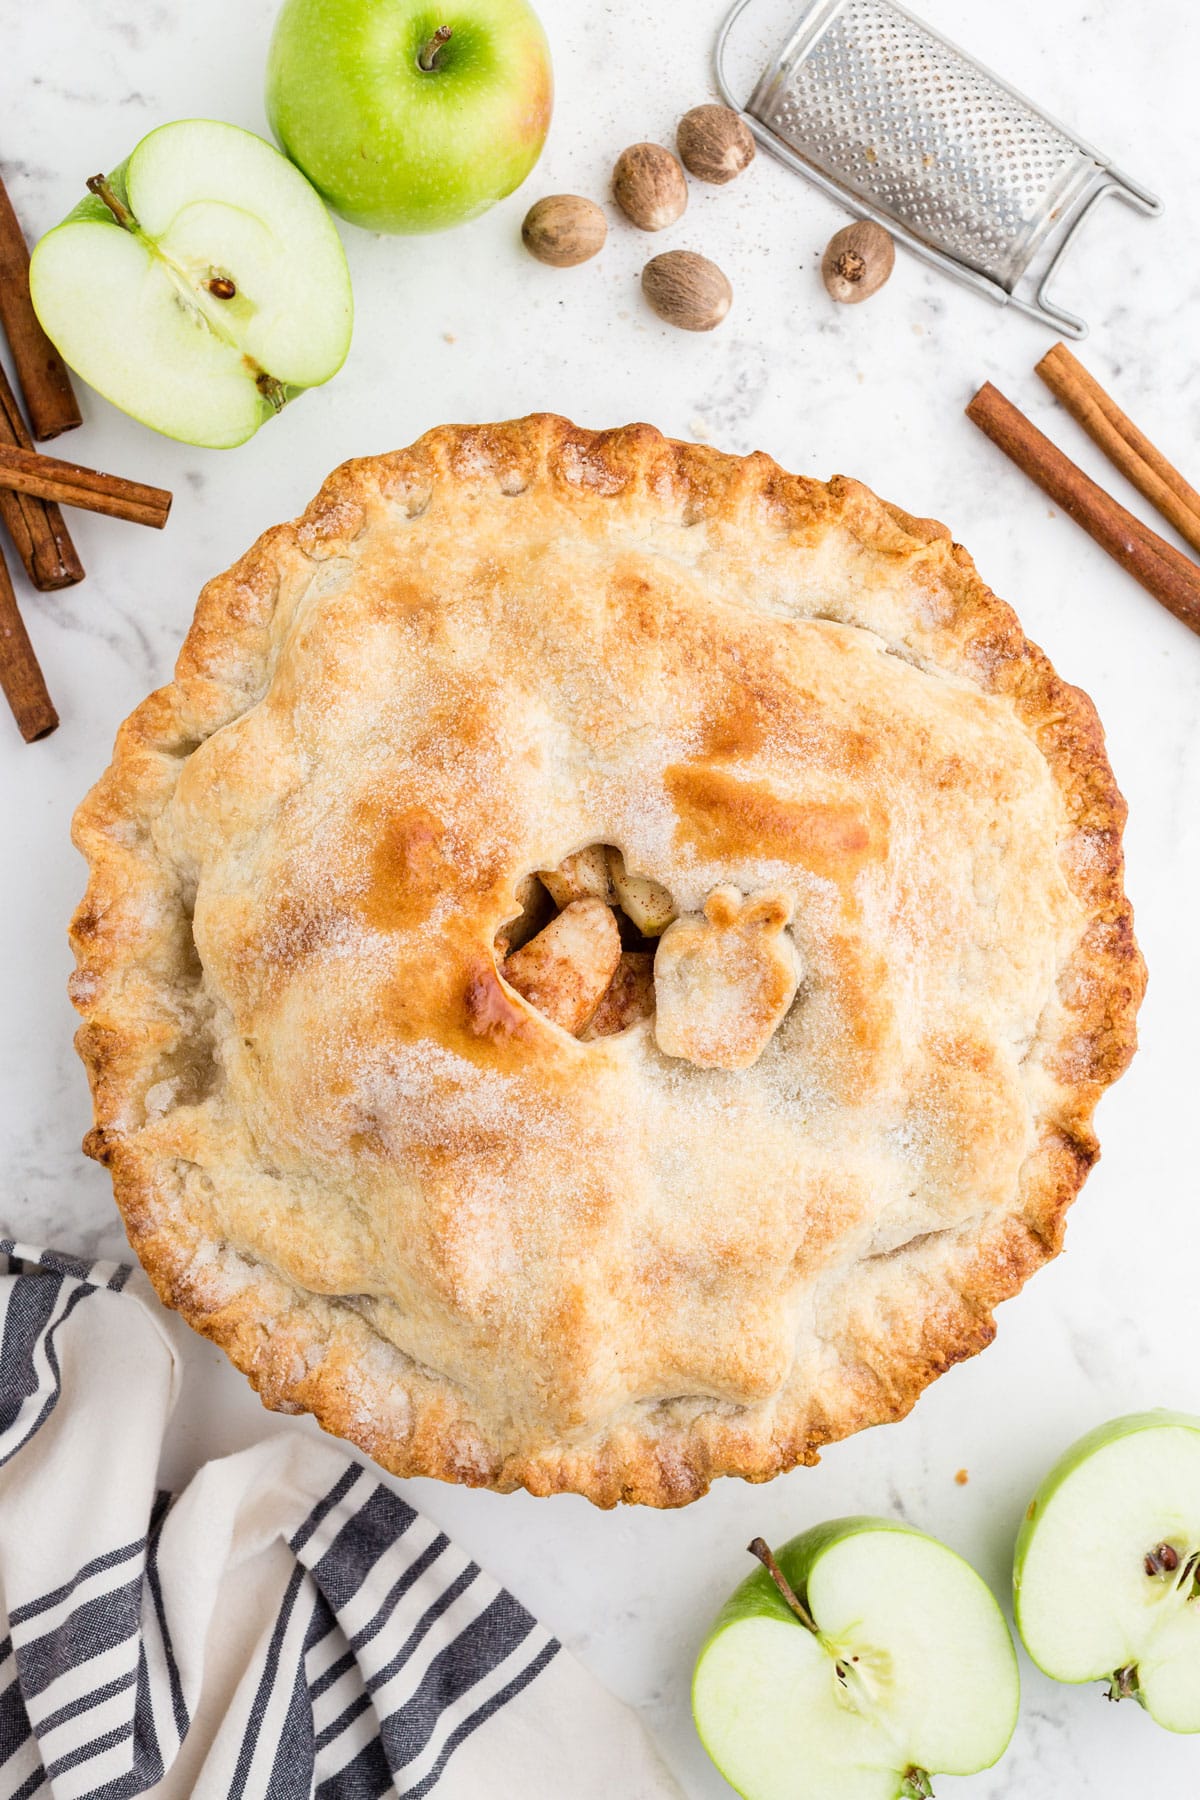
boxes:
[1144,1542,1180,1576]
[207,275,237,299]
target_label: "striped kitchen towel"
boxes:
[0,1244,682,1799]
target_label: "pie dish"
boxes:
[70,415,1145,1507]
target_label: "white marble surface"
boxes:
[3,0,1200,1793]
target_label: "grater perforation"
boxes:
[715,0,1160,335]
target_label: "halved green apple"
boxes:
[693,1521,1019,1800]
[1014,1410,1200,1730]
[30,120,353,448]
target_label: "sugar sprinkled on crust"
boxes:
[69,416,1144,1507]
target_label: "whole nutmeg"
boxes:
[612,143,688,232]
[642,251,732,332]
[676,104,755,185]
[522,194,608,267]
[821,220,895,303]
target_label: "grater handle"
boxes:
[1023,176,1160,340]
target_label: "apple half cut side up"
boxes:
[30,120,353,449]
[1014,1410,1200,1732]
[692,1521,1019,1800]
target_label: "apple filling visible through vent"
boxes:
[497,847,801,1068]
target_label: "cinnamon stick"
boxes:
[966,382,1200,639]
[0,359,83,590]
[0,443,171,529]
[1037,342,1200,558]
[0,173,81,440]
[0,542,57,740]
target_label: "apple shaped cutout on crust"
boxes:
[266,0,553,235]
[30,121,353,449]
[693,1522,1019,1800]
[654,886,802,1071]
[1014,1410,1200,1730]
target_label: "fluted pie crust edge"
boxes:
[69,416,1145,1507]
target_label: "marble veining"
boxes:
[3,0,1199,1793]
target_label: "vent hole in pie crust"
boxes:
[495,845,668,1040]
[400,485,432,519]
[142,1039,219,1121]
[494,850,804,1068]
[866,1225,954,1263]
[138,904,220,1124]
[161,733,205,761]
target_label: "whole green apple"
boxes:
[266,0,553,234]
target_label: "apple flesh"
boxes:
[693,1520,1019,1800]
[1014,1410,1200,1731]
[30,120,352,449]
[606,848,676,936]
[266,0,553,234]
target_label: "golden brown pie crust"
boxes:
[69,415,1145,1507]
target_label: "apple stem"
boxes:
[900,1770,934,1800]
[418,24,453,70]
[86,174,137,233]
[746,1538,821,1637]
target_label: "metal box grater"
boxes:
[715,0,1161,335]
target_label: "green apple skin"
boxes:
[30,121,353,449]
[266,0,553,234]
[1014,1409,1200,1731]
[693,1517,1020,1800]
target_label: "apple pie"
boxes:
[70,416,1144,1506]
